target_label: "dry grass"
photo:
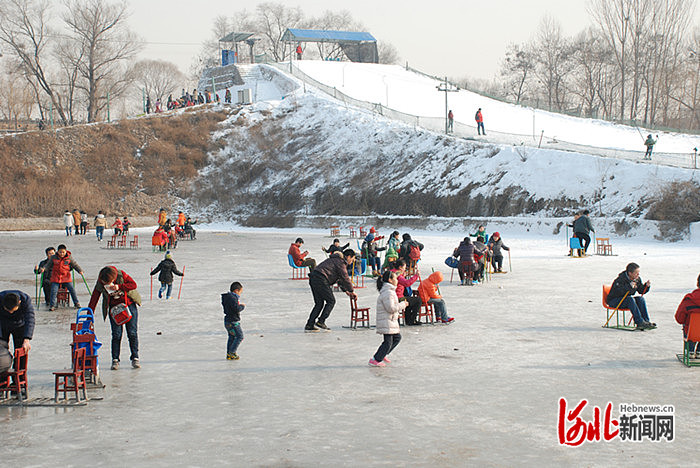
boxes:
[0,109,229,217]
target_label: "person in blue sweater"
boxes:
[222,282,245,360]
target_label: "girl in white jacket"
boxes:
[369,270,407,367]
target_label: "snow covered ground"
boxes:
[2,225,699,466]
[293,61,700,159]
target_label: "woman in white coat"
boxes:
[369,270,407,367]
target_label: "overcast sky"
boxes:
[128,0,699,81]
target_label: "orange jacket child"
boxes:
[417,271,453,323]
[288,243,307,266]
[177,212,186,227]
[418,271,443,304]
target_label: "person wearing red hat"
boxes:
[487,232,509,272]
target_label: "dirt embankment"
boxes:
[0,105,230,219]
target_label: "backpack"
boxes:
[409,244,421,261]
[445,256,459,268]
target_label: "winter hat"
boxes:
[493,232,500,238]
[365,233,375,242]
[386,247,398,259]
[370,227,376,234]
[165,251,172,259]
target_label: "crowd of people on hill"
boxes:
[163,88,222,112]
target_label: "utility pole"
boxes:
[436,76,458,134]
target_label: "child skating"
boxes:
[369,270,407,367]
[222,281,245,360]
[150,252,184,300]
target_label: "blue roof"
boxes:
[281,28,376,43]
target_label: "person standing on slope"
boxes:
[447,110,454,133]
[475,108,486,135]
[643,134,657,160]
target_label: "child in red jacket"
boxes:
[675,274,700,356]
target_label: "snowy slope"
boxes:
[193,90,698,225]
[293,61,700,156]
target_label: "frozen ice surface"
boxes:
[1,226,699,466]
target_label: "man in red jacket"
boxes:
[675,275,700,355]
[40,244,84,311]
[289,238,316,273]
[475,108,485,135]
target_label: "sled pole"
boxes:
[603,291,630,328]
[41,272,45,304]
[150,268,153,301]
[80,273,91,295]
[177,266,185,300]
[508,250,512,272]
[431,268,441,295]
[35,273,39,306]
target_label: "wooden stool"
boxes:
[0,347,29,401]
[54,347,88,402]
[349,297,370,329]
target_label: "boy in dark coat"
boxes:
[150,252,184,300]
[222,282,245,360]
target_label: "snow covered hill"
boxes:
[191,85,698,236]
[291,61,700,163]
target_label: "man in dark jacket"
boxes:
[305,249,357,332]
[607,262,654,330]
[0,290,35,352]
[675,274,700,355]
[453,237,476,285]
[398,233,424,265]
[573,209,595,253]
[643,134,657,160]
[34,246,55,306]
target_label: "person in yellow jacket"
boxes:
[158,208,167,227]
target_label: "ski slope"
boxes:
[293,61,700,157]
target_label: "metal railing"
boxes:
[269,61,699,170]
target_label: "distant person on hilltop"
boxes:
[296,44,303,60]
[475,108,485,135]
[146,95,151,114]
[643,134,657,160]
[225,89,232,104]
[447,109,454,133]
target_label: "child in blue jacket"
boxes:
[222,282,245,360]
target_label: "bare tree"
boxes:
[256,2,304,62]
[62,0,141,122]
[588,0,633,120]
[132,60,186,101]
[0,0,69,125]
[0,66,35,129]
[500,43,535,104]
[378,41,401,65]
[532,16,572,111]
[306,10,363,60]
